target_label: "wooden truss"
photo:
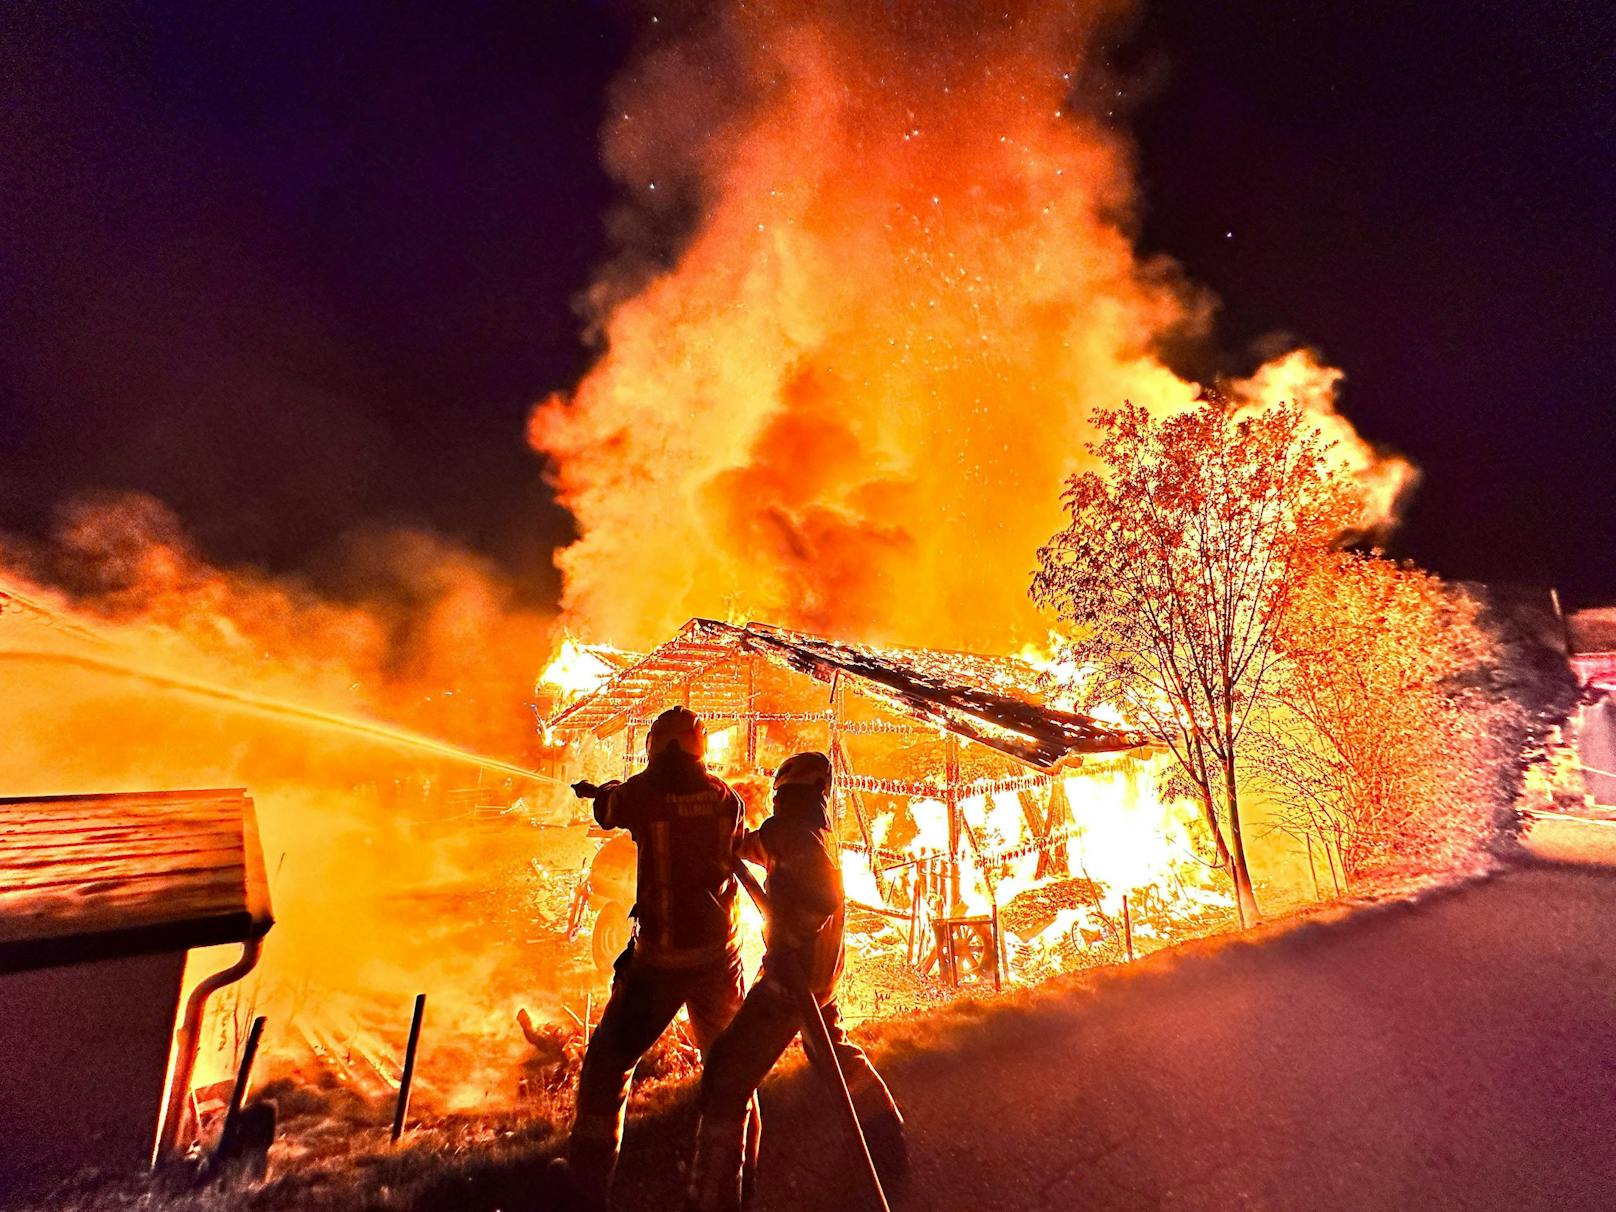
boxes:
[548,618,1155,982]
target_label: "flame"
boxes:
[1231,348,1418,529]
[706,726,735,763]
[531,1,1409,652]
[1061,759,1208,909]
[538,635,618,701]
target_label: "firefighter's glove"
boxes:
[570,780,600,800]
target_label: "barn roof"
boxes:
[0,788,274,973]
[548,618,1150,771]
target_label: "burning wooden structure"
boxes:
[547,619,1159,982]
[0,788,273,1189]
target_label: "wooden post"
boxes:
[906,867,921,964]
[1121,895,1135,962]
[745,655,759,770]
[826,674,844,844]
[219,1014,267,1150]
[944,734,961,910]
[833,739,876,854]
[1325,837,1343,896]
[1039,778,1071,879]
[989,897,1003,992]
[622,722,638,781]
[1305,834,1321,900]
[392,994,426,1143]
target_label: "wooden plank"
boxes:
[0,845,243,878]
[0,871,245,915]
[0,818,229,840]
[0,852,244,893]
[0,874,248,939]
[0,801,240,829]
[240,793,273,930]
[0,788,247,807]
[0,790,242,811]
[0,831,242,862]
[0,806,242,834]
[0,795,244,823]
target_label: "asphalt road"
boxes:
[610,823,1616,1211]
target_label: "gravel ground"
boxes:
[606,821,1616,1211]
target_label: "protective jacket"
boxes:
[593,749,745,968]
[737,782,844,1003]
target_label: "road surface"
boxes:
[608,825,1616,1210]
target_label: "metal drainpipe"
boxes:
[154,937,264,1163]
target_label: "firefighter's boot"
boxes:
[685,1110,748,1212]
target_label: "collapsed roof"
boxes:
[547,618,1150,771]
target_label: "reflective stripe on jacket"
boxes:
[594,751,744,967]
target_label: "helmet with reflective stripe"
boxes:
[773,750,831,790]
[646,706,706,759]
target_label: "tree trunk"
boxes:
[1223,758,1261,927]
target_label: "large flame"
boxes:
[531,1,1411,652]
[537,635,620,702]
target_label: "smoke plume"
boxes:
[0,494,570,1109]
[532,0,1412,651]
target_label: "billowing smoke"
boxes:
[0,495,573,1110]
[532,0,1412,651]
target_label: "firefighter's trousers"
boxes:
[568,947,758,1207]
[686,978,903,1212]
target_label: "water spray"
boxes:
[0,649,561,784]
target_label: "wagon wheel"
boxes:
[592,901,632,972]
[951,921,994,980]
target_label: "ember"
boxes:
[530,3,1412,655]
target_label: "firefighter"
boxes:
[685,751,908,1212]
[552,706,756,1211]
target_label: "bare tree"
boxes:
[1032,397,1358,925]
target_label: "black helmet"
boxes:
[773,750,832,790]
[646,706,706,759]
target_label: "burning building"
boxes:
[547,618,1227,987]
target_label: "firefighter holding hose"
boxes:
[553,706,756,1211]
[685,751,908,1212]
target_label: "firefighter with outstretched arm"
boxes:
[685,751,908,1212]
[552,706,757,1211]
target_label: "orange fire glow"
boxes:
[531,1,1411,653]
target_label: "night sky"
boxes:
[2,2,1612,608]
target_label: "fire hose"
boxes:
[728,857,892,1212]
